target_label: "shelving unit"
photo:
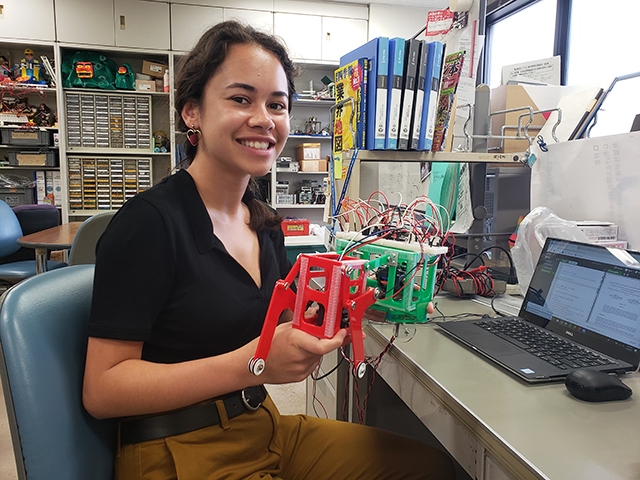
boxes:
[55,45,173,221]
[0,39,61,209]
[266,64,335,225]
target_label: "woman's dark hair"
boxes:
[175,20,299,231]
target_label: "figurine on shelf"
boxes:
[153,130,170,153]
[0,56,12,81]
[32,103,56,127]
[13,48,46,84]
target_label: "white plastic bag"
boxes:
[512,206,589,295]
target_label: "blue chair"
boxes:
[0,200,67,285]
[0,265,117,479]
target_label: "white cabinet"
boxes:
[55,0,115,46]
[56,0,170,49]
[321,17,367,63]
[0,0,55,42]
[274,13,321,62]
[224,8,273,34]
[171,4,224,52]
[115,0,170,50]
[274,12,367,63]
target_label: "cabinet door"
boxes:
[0,0,55,41]
[321,17,367,62]
[55,0,115,46]
[224,8,273,34]
[274,13,321,62]
[115,0,170,50]
[171,4,224,53]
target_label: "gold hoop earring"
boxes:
[187,127,201,147]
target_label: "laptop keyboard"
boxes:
[475,318,616,370]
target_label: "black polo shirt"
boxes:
[88,169,291,364]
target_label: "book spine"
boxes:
[410,41,428,150]
[358,58,367,150]
[374,37,389,150]
[35,171,46,204]
[432,50,465,152]
[398,39,420,150]
[419,41,444,151]
[52,170,62,207]
[385,38,405,150]
[45,170,55,205]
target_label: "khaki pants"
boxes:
[116,396,455,480]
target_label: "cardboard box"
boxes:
[575,222,619,241]
[299,159,327,172]
[135,80,156,92]
[142,60,167,79]
[295,143,321,161]
[490,85,546,153]
[8,151,57,166]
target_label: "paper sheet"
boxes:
[530,131,640,249]
[501,56,561,86]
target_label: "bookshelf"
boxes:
[57,45,173,220]
[266,64,335,225]
[0,39,61,210]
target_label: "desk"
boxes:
[17,222,82,274]
[362,295,640,480]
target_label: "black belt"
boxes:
[120,385,267,446]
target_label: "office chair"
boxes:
[0,200,66,285]
[0,265,117,479]
[68,211,115,265]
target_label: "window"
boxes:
[567,0,640,137]
[486,0,556,88]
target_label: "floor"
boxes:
[0,374,306,479]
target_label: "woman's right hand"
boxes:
[258,322,347,384]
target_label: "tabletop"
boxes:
[17,222,83,250]
[364,294,640,480]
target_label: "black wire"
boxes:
[490,294,508,317]
[312,355,344,381]
[462,245,515,276]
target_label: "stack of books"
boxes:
[333,36,466,156]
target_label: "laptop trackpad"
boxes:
[468,335,523,356]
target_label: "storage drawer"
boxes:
[1,129,50,146]
[0,187,35,206]
[7,151,57,167]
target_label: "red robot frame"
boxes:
[248,253,381,379]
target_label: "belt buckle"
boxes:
[241,386,263,411]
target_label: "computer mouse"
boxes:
[565,369,633,402]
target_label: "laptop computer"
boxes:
[438,238,640,383]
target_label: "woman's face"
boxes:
[184,43,290,178]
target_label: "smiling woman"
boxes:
[82,20,455,480]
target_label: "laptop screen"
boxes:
[519,238,640,367]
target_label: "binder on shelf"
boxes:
[432,50,465,152]
[52,170,63,207]
[33,171,46,205]
[45,171,54,205]
[398,39,420,150]
[385,38,405,150]
[410,41,428,150]
[340,37,389,150]
[418,41,445,151]
[333,58,367,176]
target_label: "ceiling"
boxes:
[320,0,450,8]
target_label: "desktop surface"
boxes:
[363,294,640,480]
